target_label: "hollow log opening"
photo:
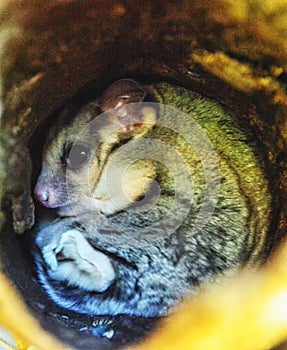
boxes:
[0,1,287,349]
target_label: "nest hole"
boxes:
[1,70,285,350]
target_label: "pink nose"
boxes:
[34,189,51,208]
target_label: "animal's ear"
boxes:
[100,79,146,111]
[100,79,156,133]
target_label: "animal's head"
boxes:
[34,79,157,216]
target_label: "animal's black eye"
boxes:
[65,144,90,170]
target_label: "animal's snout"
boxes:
[34,181,67,209]
[34,186,50,207]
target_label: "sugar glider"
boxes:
[33,79,273,318]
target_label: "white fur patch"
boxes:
[42,230,115,292]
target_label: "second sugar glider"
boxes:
[33,79,273,318]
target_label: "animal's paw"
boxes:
[90,318,115,339]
